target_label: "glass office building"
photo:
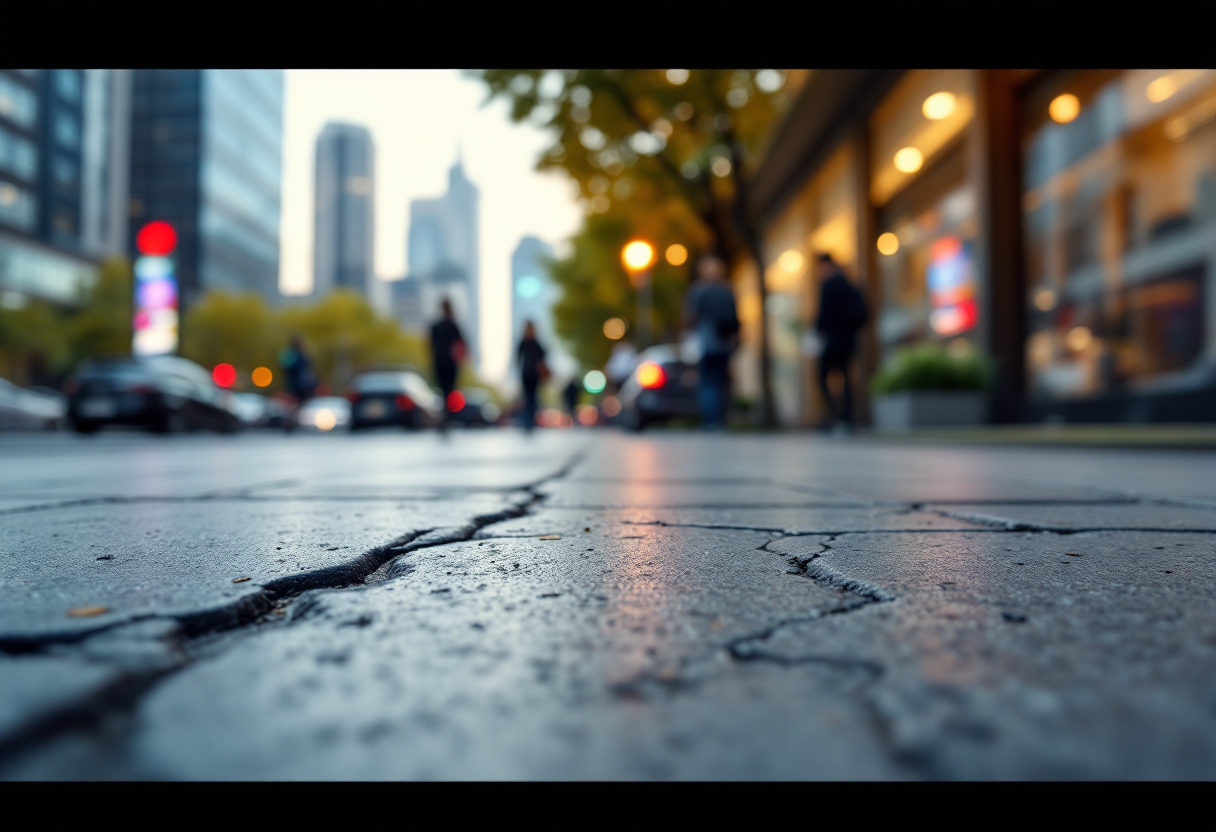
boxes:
[128,70,283,310]
[0,69,111,310]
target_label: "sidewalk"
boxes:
[856,423,1216,449]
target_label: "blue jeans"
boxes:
[698,353,730,428]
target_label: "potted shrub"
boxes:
[869,341,992,431]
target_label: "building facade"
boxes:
[742,69,1216,425]
[0,69,131,313]
[128,70,283,310]
[406,159,480,366]
[313,122,374,301]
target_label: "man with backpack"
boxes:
[813,253,869,433]
[683,254,739,431]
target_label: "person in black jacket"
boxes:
[516,321,547,433]
[430,299,466,430]
[813,253,868,431]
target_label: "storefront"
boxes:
[742,68,1216,425]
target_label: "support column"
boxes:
[972,69,1027,423]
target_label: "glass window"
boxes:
[0,181,35,231]
[0,75,37,129]
[55,70,82,103]
[1023,70,1216,400]
[54,112,80,149]
[870,70,976,207]
[0,232,97,303]
[0,126,37,180]
[53,154,78,195]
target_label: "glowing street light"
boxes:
[621,240,656,348]
[622,240,655,272]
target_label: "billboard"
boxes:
[927,235,977,337]
[132,221,179,356]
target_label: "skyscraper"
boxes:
[313,122,374,300]
[406,157,480,365]
[1,69,128,313]
[127,70,283,309]
[511,235,575,382]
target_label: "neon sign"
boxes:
[927,236,977,337]
[132,221,179,356]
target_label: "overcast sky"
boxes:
[278,70,582,383]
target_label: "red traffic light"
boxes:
[212,363,236,388]
[137,221,177,256]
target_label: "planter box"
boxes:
[873,391,987,432]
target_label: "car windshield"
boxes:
[78,359,153,381]
[354,373,408,393]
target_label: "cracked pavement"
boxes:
[1,429,1215,780]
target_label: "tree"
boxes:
[473,69,794,425]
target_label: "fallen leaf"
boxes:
[538,535,561,540]
[67,606,109,617]
[583,527,591,532]
[1064,552,1079,557]
[232,576,252,583]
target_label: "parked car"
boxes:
[0,377,65,430]
[296,396,351,432]
[617,345,700,432]
[347,370,442,431]
[230,392,289,428]
[64,355,240,434]
[450,387,501,427]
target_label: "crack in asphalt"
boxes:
[0,452,588,764]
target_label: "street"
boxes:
[1,428,1215,779]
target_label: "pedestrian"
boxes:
[430,299,466,432]
[563,377,580,426]
[682,254,739,430]
[280,334,317,433]
[516,320,548,433]
[813,253,869,433]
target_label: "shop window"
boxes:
[1023,69,1216,399]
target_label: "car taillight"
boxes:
[637,361,666,389]
[346,391,360,403]
[128,384,156,395]
[395,395,415,410]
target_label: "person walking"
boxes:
[516,321,548,433]
[430,299,466,432]
[813,253,869,433]
[683,254,739,430]
[280,334,317,433]
[563,377,580,427]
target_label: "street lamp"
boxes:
[621,240,655,348]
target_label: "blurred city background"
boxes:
[2,68,1215,436]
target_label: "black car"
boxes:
[347,370,443,431]
[449,388,500,427]
[65,355,240,435]
[617,345,700,431]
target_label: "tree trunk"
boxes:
[744,233,777,428]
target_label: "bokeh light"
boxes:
[601,395,621,417]
[136,221,177,256]
[637,361,666,389]
[252,367,273,388]
[1066,326,1093,352]
[621,240,655,271]
[877,233,900,256]
[603,317,627,340]
[665,69,689,86]
[778,250,804,273]
[1147,74,1178,103]
[516,275,542,298]
[447,391,466,412]
[315,409,336,431]
[1049,94,1080,124]
[922,92,957,120]
[577,405,599,426]
[1035,288,1056,311]
[754,70,785,93]
[711,157,732,177]
[893,147,923,173]
[212,363,236,388]
[666,244,688,266]
[583,370,607,394]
